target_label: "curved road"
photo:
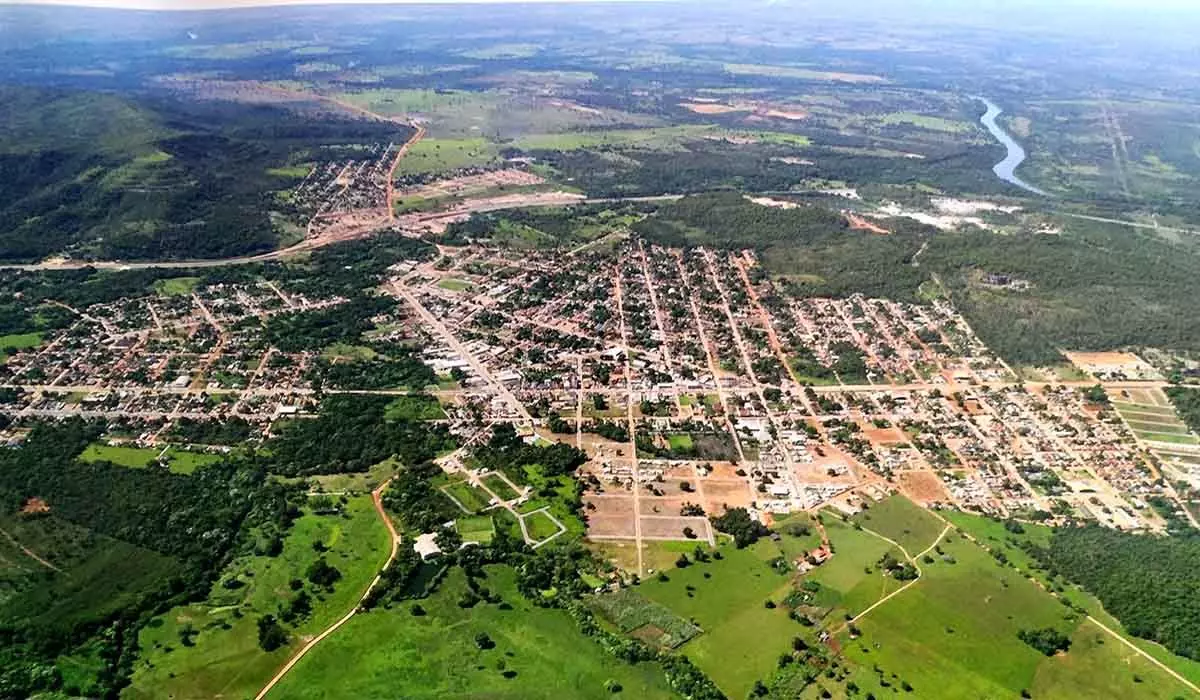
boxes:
[253,479,400,700]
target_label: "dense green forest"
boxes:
[267,395,455,476]
[0,87,411,261]
[1034,526,1200,660]
[1165,387,1200,434]
[0,421,302,699]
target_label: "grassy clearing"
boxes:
[809,514,900,596]
[666,433,694,451]
[637,539,799,696]
[523,510,563,541]
[879,112,972,133]
[383,395,445,421]
[512,125,715,151]
[125,496,389,700]
[78,443,220,475]
[1030,619,1196,699]
[482,472,521,501]
[852,494,946,555]
[443,479,494,513]
[268,566,676,699]
[152,276,201,298]
[321,342,378,362]
[0,332,43,360]
[161,448,222,475]
[455,514,495,544]
[395,137,500,175]
[723,62,886,83]
[79,443,162,468]
[437,278,473,292]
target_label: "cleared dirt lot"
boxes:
[897,470,951,505]
[639,515,710,540]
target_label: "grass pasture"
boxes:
[267,566,677,699]
[481,472,522,501]
[383,394,445,421]
[523,509,564,542]
[852,494,946,555]
[125,496,390,700]
[636,539,799,696]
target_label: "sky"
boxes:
[3,0,662,8]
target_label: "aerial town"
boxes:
[3,221,1195,563]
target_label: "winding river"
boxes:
[975,96,1048,196]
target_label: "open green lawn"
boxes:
[523,510,563,542]
[268,566,677,699]
[161,448,222,475]
[833,526,1197,699]
[321,342,378,362]
[852,494,946,555]
[455,514,496,544]
[809,514,900,596]
[79,443,220,475]
[666,433,694,451]
[942,509,1200,687]
[0,332,43,362]
[152,276,201,297]
[443,479,494,513]
[840,533,1079,698]
[1030,620,1196,699]
[437,278,473,292]
[79,443,162,468]
[125,496,390,700]
[636,539,799,696]
[395,137,500,175]
[383,395,445,420]
[482,473,522,502]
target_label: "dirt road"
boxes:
[253,479,399,700]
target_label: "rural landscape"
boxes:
[2,1,1200,698]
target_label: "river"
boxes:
[975,96,1048,196]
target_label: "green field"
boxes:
[395,137,500,175]
[829,526,1198,699]
[666,433,694,451]
[267,566,677,699]
[383,395,446,420]
[152,276,202,297]
[852,494,947,555]
[635,539,799,696]
[0,332,43,362]
[443,479,494,513]
[78,443,221,474]
[125,496,390,700]
[437,278,473,292]
[482,473,522,501]
[321,342,379,362]
[879,112,972,133]
[455,514,496,544]
[523,509,563,541]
